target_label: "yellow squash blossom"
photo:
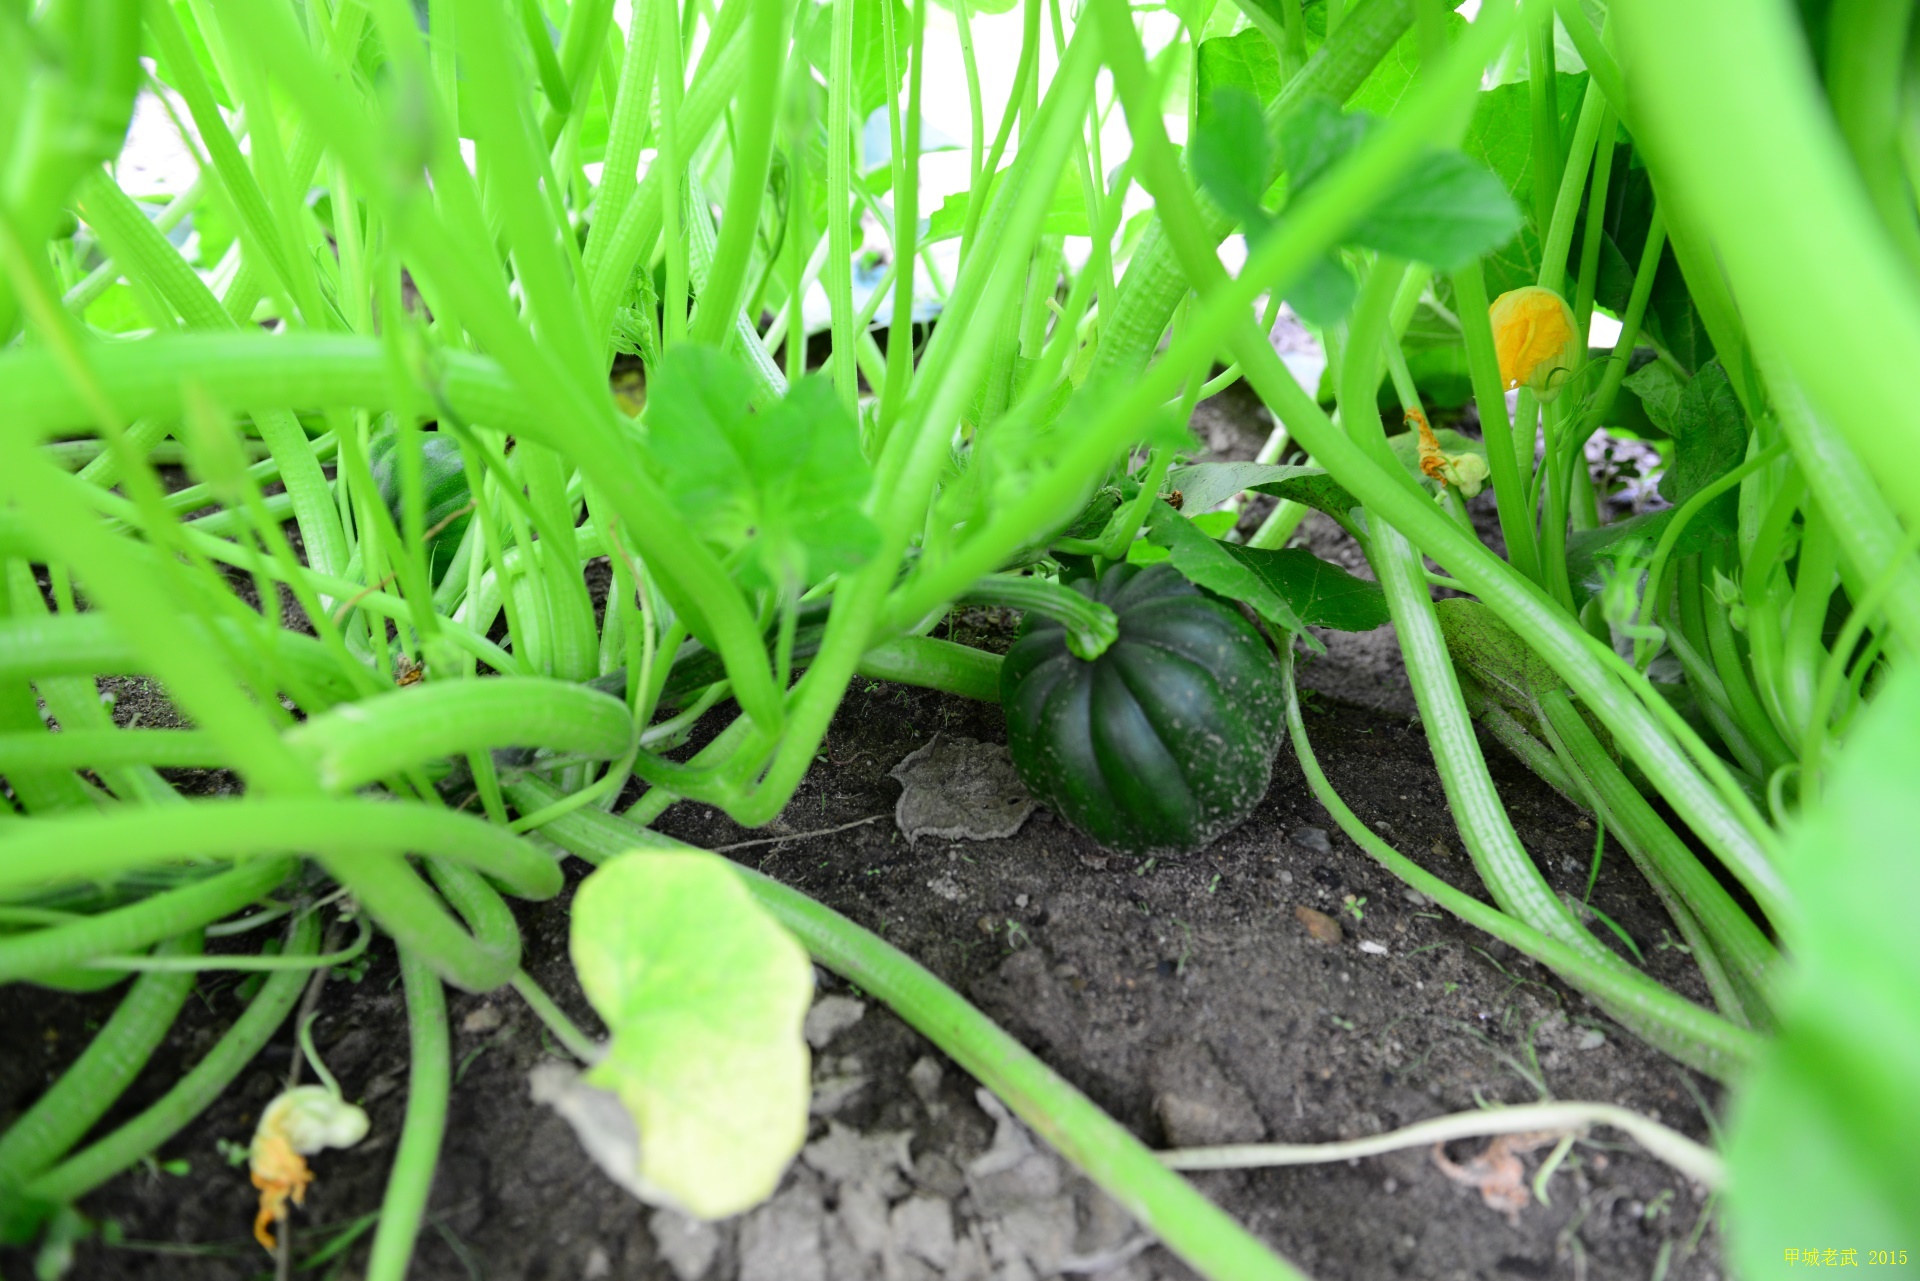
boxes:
[1489,286,1580,403]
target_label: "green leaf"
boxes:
[806,0,909,119]
[1621,360,1684,437]
[1143,501,1305,636]
[1587,146,1716,372]
[1256,467,1360,519]
[1287,254,1359,326]
[646,345,878,589]
[1192,86,1275,234]
[570,850,815,1218]
[925,165,1089,242]
[1167,461,1331,513]
[1276,98,1372,194]
[1433,598,1563,720]
[1219,544,1388,631]
[1277,100,1520,273]
[1725,663,1920,1277]
[1350,149,1523,271]
[1461,72,1588,297]
[1345,10,1466,119]
[1195,29,1283,120]
[1658,360,1744,514]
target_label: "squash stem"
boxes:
[959,573,1120,659]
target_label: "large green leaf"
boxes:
[1351,149,1523,271]
[1621,360,1685,437]
[1345,9,1466,120]
[646,345,877,590]
[1585,146,1715,372]
[1195,28,1283,124]
[1461,72,1587,298]
[1433,597,1563,719]
[1658,360,1745,513]
[570,851,815,1219]
[1193,86,1275,233]
[1726,663,1920,1277]
[1166,461,1326,514]
[1278,100,1521,275]
[1219,544,1388,631]
[1143,501,1306,636]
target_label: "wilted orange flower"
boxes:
[1407,407,1489,498]
[249,1085,369,1251]
[1489,286,1579,403]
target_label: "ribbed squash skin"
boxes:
[999,563,1287,855]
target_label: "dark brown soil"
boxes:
[2,671,1726,1281]
[1,381,1724,1281]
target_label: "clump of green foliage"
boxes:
[1,0,1915,1275]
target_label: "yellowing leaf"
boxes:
[569,851,814,1219]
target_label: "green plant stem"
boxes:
[85,917,371,973]
[1537,79,1608,299]
[285,677,634,794]
[71,173,347,582]
[1063,0,1789,932]
[1759,351,1920,657]
[20,913,319,1207]
[878,0,928,429]
[1637,442,1790,669]
[1826,0,1920,280]
[717,28,1103,826]
[1584,204,1666,439]
[654,0,689,346]
[1450,261,1541,585]
[1280,655,1756,1078]
[364,945,450,1281]
[1614,0,1920,538]
[1804,518,1920,780]
[958,574,1118,659]
[218,0,785,733]
[510,970,605,1062]
[1161,1100,1724,1188]
[0,799,560,902]
[0,859,292,985]
[505,776,1311,1281]
[0,935,202,1191]
[1537,690,1778,1029]
[823,0,859,409]
[1525,4,1562,241]
[689,0,790,345]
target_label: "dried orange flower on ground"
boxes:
[1431,1129,1569,1224]
[249,1085,370,1250]
[1489,286,1580,403]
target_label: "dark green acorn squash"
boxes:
[368,427,473,584]
[999,562,1287,855]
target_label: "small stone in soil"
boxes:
[1149,1042,1267,1148]
[1291,825,1333,854]
[649,1208,722,1281]
[1296,905,1344,945]
[803,994,867,1049]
